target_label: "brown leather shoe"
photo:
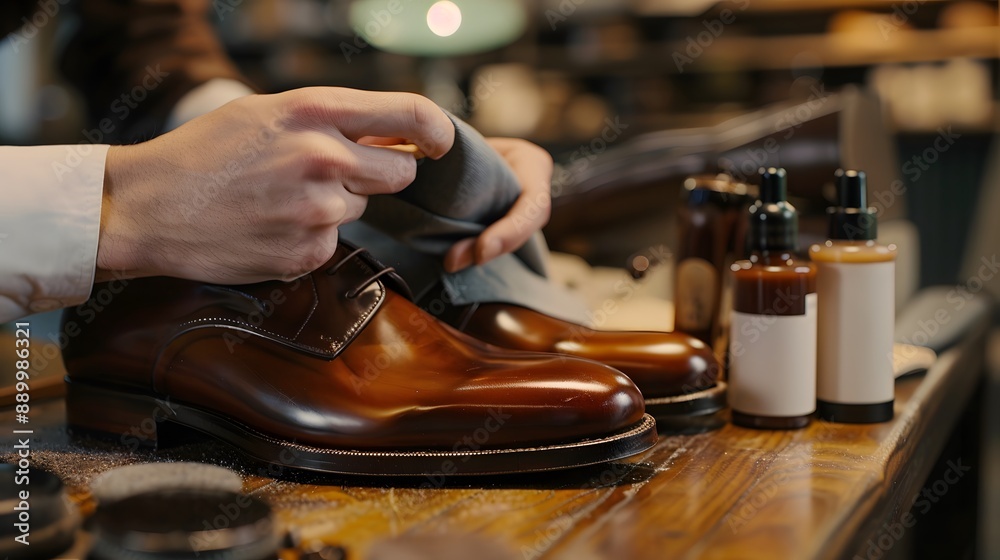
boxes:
[61,246,656,476]
[422,295,726,419]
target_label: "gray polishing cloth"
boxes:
[341,112,589,324]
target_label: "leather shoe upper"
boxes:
[455,303,720,400]
[62,246,646,450]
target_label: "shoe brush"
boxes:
[89,462,243,504]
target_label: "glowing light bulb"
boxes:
[427,1,462,37]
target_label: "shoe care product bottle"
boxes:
[810,169,896,423]
[674,173,754,356]
[729,168,817,429]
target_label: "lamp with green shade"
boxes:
[349,0,528,57]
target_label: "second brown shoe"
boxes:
[418,291,726,420]
[62,245,656,476]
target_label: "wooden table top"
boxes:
[0,318,988,560]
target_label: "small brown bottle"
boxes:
[674,174,753,353]
[729,168,817,430]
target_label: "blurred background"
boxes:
[0,1,997,558]
[0,0,996,287]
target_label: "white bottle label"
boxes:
[729,293,817,417]
[816,261,895,404]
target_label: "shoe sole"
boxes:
[64,379,658,476]
[643,381,728,418]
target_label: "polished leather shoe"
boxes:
[419,291,726,419]
[61,246,656,476]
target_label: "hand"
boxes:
[95,87,455,284]
[443,137,554,273]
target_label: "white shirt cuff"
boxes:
[166,78,255,130]
[0,144,109,323]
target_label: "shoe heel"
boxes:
[65,380,176,451]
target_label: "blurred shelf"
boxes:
[595,0,962,17]
[670,26,1000,71]
[535,26,998,75]
[730,0,956,12]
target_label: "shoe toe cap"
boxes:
[458,353,647,445]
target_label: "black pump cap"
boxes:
[758,167,787,203]
[748,167,798,252]
[828,169,877,240]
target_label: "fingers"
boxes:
[342,141,418,195]
[282,87,455,160]
[292,130,417,196]
[291,183,368,228]
[465,138,553,268]
[444,237,476,274]
[334,187,369,225]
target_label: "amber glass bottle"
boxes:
[674,174,754,354]
[729,168,817,430]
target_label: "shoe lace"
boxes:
[325,247,399,299]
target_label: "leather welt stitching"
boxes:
[283,255,385,350]
[335,284,382,348]
[226,413,655,457]
[327,257,385,350]
[173,285,383,356]
[174,318,334,355]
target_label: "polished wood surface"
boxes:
[0,319,987,559]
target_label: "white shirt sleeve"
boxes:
[166,78,255,130]
[0,80,251,323]
[0,144,110,323]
